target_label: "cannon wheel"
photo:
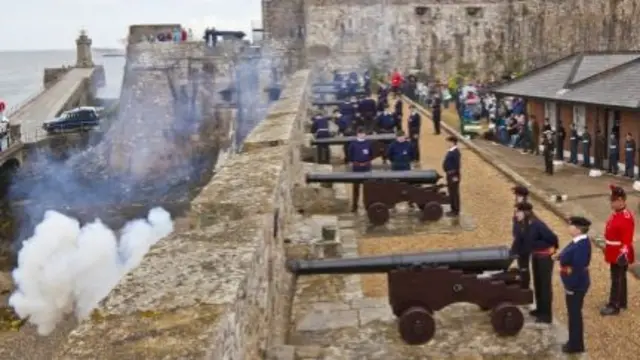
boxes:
[367,202,390,225]
[490,302,524,336]
[420,201,444,222]
[397,306,436,345]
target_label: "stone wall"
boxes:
[264,0,640,78]
[43,67,72,89]
[53,69,311,359]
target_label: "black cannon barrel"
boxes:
[305,170,442,184]
[287,246,515,275]
[311,133,396,145]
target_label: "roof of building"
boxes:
[491,51,640,109]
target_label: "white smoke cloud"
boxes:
[8,207,174,335]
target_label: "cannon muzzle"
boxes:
[305,170,442,184]
[287,246,515,275]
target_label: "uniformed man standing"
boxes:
[387,130,414,171]
[431,93,442,135]
[393,94,403,125]
[624,132,636,178]
[512,202,559,323]
[334,109,354,164]
[375,109,399,134]
[555,216,592,354]
[555,122,566,161]
[408,105,421,162]
[581,127,591,168]
[310,113,332,164]
[569,123,579,164]
[511,185,530,275]
[600,185,635,316]
[608,132,619,174]
[347,127,373,213]
[442,136,461,217]
[542,131,554,175]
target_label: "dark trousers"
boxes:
[555,143,564,160]
[532,254,554,320]
[565,290,586,351]
[351,167,371,211]
[625,155,634,177]
[410,134,420,161]
[544,153,553,174]
[342,144,349,164]
[582,146,591,167]
[432,112,441,134]
[609,263,628,308]
[517,255,531,289]
[316,145,330,164]
[608,155,619,174]
[446,175,461,214]
[570,142,578,163]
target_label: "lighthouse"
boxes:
[76,29,94,68]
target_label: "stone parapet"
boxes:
[54,69,312,359]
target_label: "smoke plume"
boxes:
[9,207,173,335]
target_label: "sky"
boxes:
[0,0,262,50]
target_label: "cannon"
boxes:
[287,245,533,345]
[306,170,449,224]
[310,133,395,162]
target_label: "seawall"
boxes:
[54,69,311,359]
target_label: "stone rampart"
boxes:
[54,69,311,359]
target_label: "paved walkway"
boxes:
[10,68,95,143]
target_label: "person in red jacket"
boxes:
[390,69,403,94]
[600,184,635,316]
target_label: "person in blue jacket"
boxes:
[376,109,398,133]
[347,127,373,212]
[442,136,461,217]
[511,185,529,252]
[511,202,559,324]
[387,130,414,171]
[310,113,332,164]
[408,105,421,161]
[334,109,354,164]
[339,97,357,119]
[554,216,592,354]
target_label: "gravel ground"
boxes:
[358,101,639,358]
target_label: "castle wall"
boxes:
[265,0,640,78]
[54,69,311,359]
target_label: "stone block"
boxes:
[296,309,359,331]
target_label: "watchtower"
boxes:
[76,30,94,68]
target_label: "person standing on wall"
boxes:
[600,185,635,316]
[624,132,636,178]
[442,136,461,217]
[347,127,373,213]
[554,216,592,354]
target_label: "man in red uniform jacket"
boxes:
[600,185,635,316]
[390,69,403,95]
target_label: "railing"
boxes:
[6,87,47,117]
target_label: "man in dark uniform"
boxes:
[511,186,530,289]
[431,93,442,135]
[393,94,403,125]
[347,127,373,212]
[442,136,461,217]
[334,109,354,164]
[608,132,619,174]
[512,202,559,323]
[375,109,398,134]
[310,113,332,164]
[363,70,371,96]
[555,122,566,161]
[387,130,414,171]
[595,128,606,170]
[624,132,636,178]
[581,127,591,168]
[569,123,579,164]
[358,97,377,133]
[542,131,554,175]
[408,105,421,162]
[339,96,357,120]
[531,116,540,155]
[555,216,592,354]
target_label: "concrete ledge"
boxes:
[56,69,311,359]
[401,95,570,222]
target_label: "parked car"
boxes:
[42,107,101,133]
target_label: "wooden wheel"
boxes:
[490,302,524,336]
[420,201,443,221]
[397,306,436,345]
[366,202,390,225]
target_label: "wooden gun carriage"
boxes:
[287,245,532,345]
[305,170,449,225]
[310,133,395,163]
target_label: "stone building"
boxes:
[262,0,640,79]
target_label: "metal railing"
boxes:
[5,87,47,117]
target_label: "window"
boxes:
[573,105,586,134]
[544,102,557,128]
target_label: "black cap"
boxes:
[512,185,529,196]
[515,202,533,211]
[610,184,626,200]
[568,216,591,228]
[446,136,458,144]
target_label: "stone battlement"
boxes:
[54,69,311,359]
